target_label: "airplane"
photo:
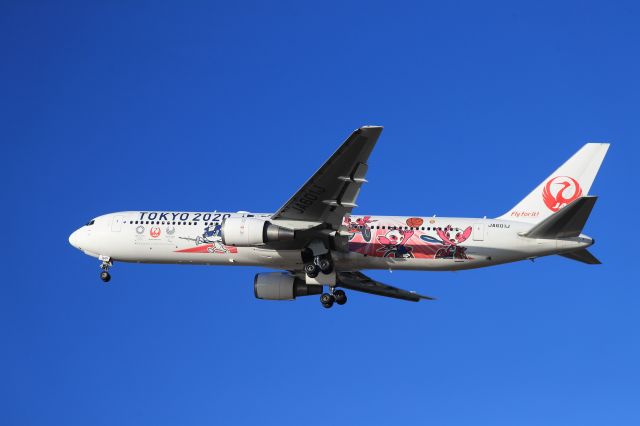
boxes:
[68,126,609,308]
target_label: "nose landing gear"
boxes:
[99,255,112,283]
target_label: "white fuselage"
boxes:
[68,211,594,272]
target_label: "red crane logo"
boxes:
[150,227,161,238]
[542,176,582,212]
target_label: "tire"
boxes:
[334,289,347,305]
[305,263,319,278]
[317,256,333,274]
[320,293,334,308]
[100,271,111,283]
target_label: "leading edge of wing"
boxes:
[270,126,383,226]
[337,271,435,302]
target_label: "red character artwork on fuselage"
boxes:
[432,225,472,259]
[377,228,415,258]
[347,217,474,260]
[345,216,377,242]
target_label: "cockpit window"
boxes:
[86,219,95,226]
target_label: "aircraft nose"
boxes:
[69,229,82,249]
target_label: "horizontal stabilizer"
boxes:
[337,271,435,302]
[559,249,601,264]
[524,196,597,239]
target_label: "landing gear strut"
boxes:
[320,287,347,308]
[99,256,112,283]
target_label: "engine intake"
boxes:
[221,217,294,247]
[254,273,323,300]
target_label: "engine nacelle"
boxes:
[254,273,323,300]
[221,217,294,247]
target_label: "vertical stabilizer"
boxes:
[498,143,609,223]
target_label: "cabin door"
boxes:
[111,215,125,232]
[473,223,484,241]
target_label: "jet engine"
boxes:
[221,217,295,247]
[254,272,323,300]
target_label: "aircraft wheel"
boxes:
[100,271,111,283]
[305,263,319,278]
[334,289,347,305]
[320,293,335,308]
[317,256,333,274]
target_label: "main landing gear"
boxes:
[99,256,112,283]
[320,288,347,309]
[301,243,342,308]
[304,254,334,279]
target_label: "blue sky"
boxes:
[2,1,639,425]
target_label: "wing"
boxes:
[271,126,383,228]
[337,271,435,302]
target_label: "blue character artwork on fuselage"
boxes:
[196,224,228,253]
